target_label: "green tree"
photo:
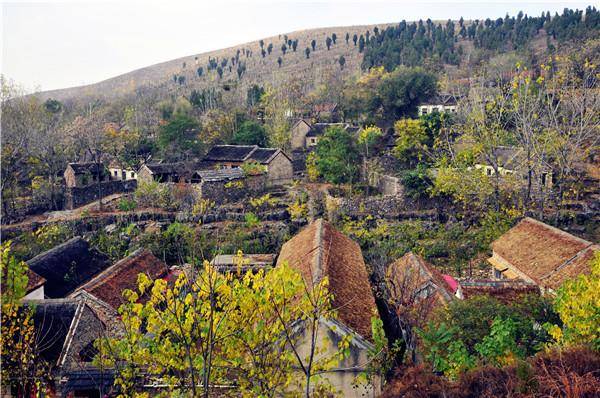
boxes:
[345,32,350,44]
[305,47,310,59]
[332,33,337,44]
[233,120,267,146]
[315,126,360,184]
[157,113,201,159]
[326,37,332,50]
[311,39,316,51]
[338,55,346,70]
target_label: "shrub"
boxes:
[244,212,260,228]
[134,180,172,209]
[117,197,137,212]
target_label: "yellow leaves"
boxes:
[287,200,308,221]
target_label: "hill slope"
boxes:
[39,24,392,103]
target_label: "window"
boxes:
[493,268,504,279]
[131,172,135,178]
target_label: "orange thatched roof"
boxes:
[276,219,377,340]
[387,252,456,305]
[491,217,598,290]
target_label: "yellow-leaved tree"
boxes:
[547,252,600,350]
[97,259,349,397]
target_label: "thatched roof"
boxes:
[490,217,598,290]
[74,249,168,309]
[387,252,457,305]
[27,237,111,298]
[276,219,377,340]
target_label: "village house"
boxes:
[387,252,459,306]
[108,160,138,181]
[70,249,169,310]
[1,268,46,300]
[11,298,115,398]
[489,217,599,292]
[203,145,293,186]
[210,253,276,273]
[27,237,111,298]
[417,94,459,116]
[64,162,109,188]
[311,102,339,121]
[290,120,359,151]
[276,218,381,397]
[137,162,197,184]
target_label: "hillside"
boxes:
[38,24,393,104]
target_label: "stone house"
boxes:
[108,160,138,181]
[418,94,459,116]
[311,102,339,121]
[203,145,293,186]
[276,219,381,397]
[290,121,358,151]
[489,217,599,293]
[387,252,459,307]
[137,162,198,184]
[64,162,109,188]
[27,237,111,298]
[7,298,115,397]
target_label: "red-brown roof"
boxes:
[75,249,168,309]
[491,217,597,290]
[276,219,377,340]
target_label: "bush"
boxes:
[134,180,172,209]
[244,212,260,228]
[117,197,137,212]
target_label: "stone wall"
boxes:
[198,174,267,204]
[65,180,137,210]
[374,173,404,196]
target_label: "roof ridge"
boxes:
[540,243,596,282]
[313,218,324,282]
[522,217,593,246]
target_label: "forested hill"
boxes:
[38,6,600,106]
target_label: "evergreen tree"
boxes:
[332,33,337,44]
[353,33,358,45]
[311,39,316,51]
[305,47,310,59]
[345,32,350,44]
[281,44,287,55]
[338,55,346,70]
[267,43,273,54]
[326,37,332,50]
[277,57,282,67]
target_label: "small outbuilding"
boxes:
[64,162,109,188]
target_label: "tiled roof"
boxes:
[204,145,258,162]
[490,218,597,290]
[276,219,377,340]
[247,148,280,164]
[194,168,245,181]
[26,269,46,293]
[27,237,111,298]
[75,249,168,309]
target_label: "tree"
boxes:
[305,47,310,59]
[332,33,337,44]
[261,48,266,58]
[232,120,267,146]
[359,35,365,52]
[338,55,346,70]
[267,42,273,54]
[345,32,350,44]
[311,39,316,51]
[315,126,360,184]
[393,118,430,168]
[197,66,204,77]
[1,241,51,395]
[281,44,287,55]
[260,87,291,149]
[326,37,332,50]
[259,39,264,49]
[157,113,201,160]
[547,252,600,350]
[216,66,223,79]
[358,126,383,192]
[277,56,283,67]
[246,84,265,108]
[353,33,358,46]
[292,39,298,52]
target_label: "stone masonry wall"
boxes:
[65,180,137,210]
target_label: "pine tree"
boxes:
[305,47,310,59]
[326,37,332,50]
